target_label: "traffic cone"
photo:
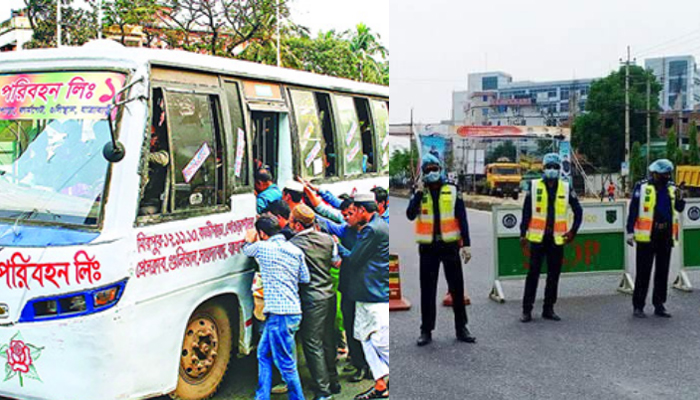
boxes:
[390,254,411,311]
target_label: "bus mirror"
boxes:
[103,141,126,163]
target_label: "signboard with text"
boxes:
[0,72,126,120]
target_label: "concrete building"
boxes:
[0,12,33,52]
[453,71,594,127]
[644,55,700,111]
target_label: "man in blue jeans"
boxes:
[244,216,311,400]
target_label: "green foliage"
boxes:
[689,123,699,166]
[389,145,418,179]
[630,141,645,185]
[23,0,98,48]
[572,66,662,171]
[103,0,159,44]
[666,127,680,165]
[486,141,517,164]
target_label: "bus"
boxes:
[0,40,389,400]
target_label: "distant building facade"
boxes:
[0,11,33,52]
[644,55,700,111]
[453,71,594,127]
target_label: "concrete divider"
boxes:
[674,199,700,292]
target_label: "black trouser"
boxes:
[300,295,339,397]
[633,239,672,310]
[341,295,367,370]
[522,236,564,313]
[419,241,468,333]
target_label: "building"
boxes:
[453,71,595,127]
[644,55,700,112]
[0,11,33,52]
[659,110,700,145]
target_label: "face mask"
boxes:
[424,171,442,183]
[543,168,560,180]
[655,175,670,186]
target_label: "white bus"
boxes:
[0,41,389,400]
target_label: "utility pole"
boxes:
[646,77,651,168]
[57,0,62,48]
[622,46,633,195]
[410,108,415,183]
[276,0,281,67]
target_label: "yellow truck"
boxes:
[677,165,700,196]
[485,161,522,198]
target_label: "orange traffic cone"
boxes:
[390,254,411,311]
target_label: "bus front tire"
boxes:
[172,301,234,400]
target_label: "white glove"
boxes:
[626,234,635,247]
[460,246,472,264]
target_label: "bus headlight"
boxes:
[19,280,127,323]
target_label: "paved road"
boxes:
[391,196,700,400]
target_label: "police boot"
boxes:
[456,326,476,343]
[542,307,561,321]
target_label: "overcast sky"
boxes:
[0,0,389,55]
[392,0,700,124]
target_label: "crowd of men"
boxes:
[243,165,390,400]
[407,152,685,345]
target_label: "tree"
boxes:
[689,123,699,166]
[630,141,645,185]
[23,0,98,48]
[103,0,159,45]
[666,127,680,165]
[486,141,516,164]
[572,66,662,171]
[347,23,388,83]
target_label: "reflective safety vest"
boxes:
[415,184,461,244]
[526,179,570,245]
[633,183,679,243]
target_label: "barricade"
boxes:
[673,198,700,292]
[489,202,632,302]
[390,254,411,311]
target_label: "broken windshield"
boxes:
[0,119,111,227]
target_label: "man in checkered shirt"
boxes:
[244,216,310,400]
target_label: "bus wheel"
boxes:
[172,302,233,400]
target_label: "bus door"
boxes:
[242,81,291,185]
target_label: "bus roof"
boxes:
[0,40,390,98]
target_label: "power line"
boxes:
[634,27,700,57]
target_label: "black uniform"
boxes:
[627,180,685,311]
[520,179,582,314]
[406,183,470,334]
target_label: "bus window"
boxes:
[290,89,324,179]
[371,99,390,172]
[223,81,249,188]
[334,95,363,176]
[353,97,377,173]
[139,89,171,216]
[251,112,279,180]
[314,92,337,177]
[164,91,225,212]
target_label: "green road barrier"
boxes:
[489,202,632,303]
[673,198,700,292]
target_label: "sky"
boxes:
[0,0,389,55]
[392,0,700,124]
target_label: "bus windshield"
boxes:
[0,119,111,226]
[493,167,519,175]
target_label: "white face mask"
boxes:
[424,171,442,183]
[543,168,560,180]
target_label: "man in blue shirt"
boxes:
[243,216,310,400]
[255,167,283,214]
[626,159,685,318]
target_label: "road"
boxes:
[390,196,700,400]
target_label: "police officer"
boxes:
[520,153,583,323]
[626,159,685,318]
[406,154,475,346]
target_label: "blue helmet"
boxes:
[421,153,441,171]
[542,153,561,167]
[648,159,674,174]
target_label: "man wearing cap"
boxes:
[289,205,342,400]
[406,154,474,346]
[344,193,389,399]
[627,159,685,318]
[520,153,583,323]
[284,180,306,211]
[255,167,283,214]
